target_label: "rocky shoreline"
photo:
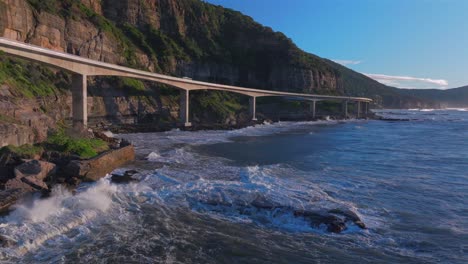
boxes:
[0,114,375,242]
[0,132,135,215]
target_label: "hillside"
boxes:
[323,59,437,108]
[0,0,439,146]
[397,86,468,108]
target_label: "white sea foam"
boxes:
[146,151,162,161]
[445,108,468,111]
[0,180,118,258]
[102,130,114,138]
[0,119,373,261]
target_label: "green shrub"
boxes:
[122,78,146,92]
[0,56,68,98]
[46,130,109,159]
[0,144,44,159]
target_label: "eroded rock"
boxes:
[14,160,56,181]
[0,235,16,247]
[64,145,135,182]
[111,169,140,184]
[4,160,55,193]
[0,189,25,214]
[294,208,366,233]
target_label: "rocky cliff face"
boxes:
[0,0,438,146]
[0,0,341,93]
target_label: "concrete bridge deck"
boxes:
[0,37,372,127]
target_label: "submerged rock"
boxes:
[0,235,16,247]
[294,208,366,233]
[192,193,367,234]
[111,170,140,184]
[328,208,367,229]
[323,215,347,233]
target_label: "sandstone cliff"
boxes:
[0,0,344,92]
[0,0,438,146]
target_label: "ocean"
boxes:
[0,109,467,263]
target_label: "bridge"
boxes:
[0,37,372,128]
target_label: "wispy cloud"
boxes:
[332,59,362,66]
[364,73,448,88]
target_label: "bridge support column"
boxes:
[71,74,87,130]
[180,90,191,127]
[356,101,361,119]
[249,96,257,121]
[364,102,368,117]
[310,100,316,119]
[343,101,348,118]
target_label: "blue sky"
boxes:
[205,0,468,89]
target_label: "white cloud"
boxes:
[332,59,362,66]
[364,73,449,88]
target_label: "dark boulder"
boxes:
[4,160,55,193]
[111,170,140,184]
[328,209,367,229]
[0,189,25,214]
[14,159,56,181]
[294,209,366,233]
[251,195,283,210]
[322,215,347,233]
[0,235,16,247]
[0,166,15,185]
[41,150,79,167]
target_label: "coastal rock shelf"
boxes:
[64,144,135,182]
[0,139,135,214]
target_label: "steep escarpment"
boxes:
[1,0,342,92]
[0,0,438,146]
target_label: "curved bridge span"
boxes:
[0,37,372,128]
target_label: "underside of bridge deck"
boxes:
[0,37,372,129]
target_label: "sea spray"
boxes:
[1,113,466,263]
[0,180,118,258]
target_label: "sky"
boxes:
[204,0,468,89]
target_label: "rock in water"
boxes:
[111,170,140,184]
[0,235,16,247]
[328,208,367,229]
[64,145,135,182]
[0,189,25,214]
[323,215,347,233]
[294,209,366,233]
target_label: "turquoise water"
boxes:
[0,109,467,263]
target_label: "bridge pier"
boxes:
[71,74,87,130]
[364,102,368,117]
[180,90,192,127]
[343,101,348,118]
[249,96,257,121]
[356,101,361,119]
[310,100,316,119]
